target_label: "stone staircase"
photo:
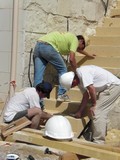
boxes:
[44,0,120,138]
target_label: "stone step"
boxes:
[50,86,82,101]
[90,36,120,45]
[44,109,90,137]
[96,27,120,36]
[103,18,120,27]
[44,99,80,113]
[110,8,120,17]
[75,54,120,69]
[86,45,120,56]
[117,1,120,8]
[104,67,120,78]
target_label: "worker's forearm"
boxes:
[87,85,96,106]
[80,50,89,56]
[69,52,77,72]
[70,59,77,72]
[79,91,89,113]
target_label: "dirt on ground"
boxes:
[0,141,60,160]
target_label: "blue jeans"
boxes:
[33,42,67,96]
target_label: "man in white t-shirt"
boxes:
[3,81,53,129]
[60,65,120,144]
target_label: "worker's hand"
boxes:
[69,112,82,119]
[88,54,96,59]
[89,106,96,117]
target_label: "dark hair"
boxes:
[36,81,52,99]
[76,35,84,40]
[76,35,85,49]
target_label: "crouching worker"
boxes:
[3,81,53,129]
[60,65,120,144]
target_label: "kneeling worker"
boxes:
[3,81,53,129]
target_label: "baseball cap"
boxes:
[36,81,52,99]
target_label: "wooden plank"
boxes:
[1,117,31,137]
[13,131,120,160]
[74,139,120,154]
[22,128,120,153]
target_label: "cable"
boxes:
[28,48,33,87]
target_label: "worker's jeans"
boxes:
[33,42,67,96]
[92,84,120,144]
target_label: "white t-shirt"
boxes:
[76,65,120,93]
[4,88,41,122]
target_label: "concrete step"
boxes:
[104,67,120,78]
[44,99,80,113]
[75,55,120,69]
[96,27,120,36]
[110,8,120,17]
[90,36,120,45]
[44,109,90,137]
[86,45,120,56]
[62,115,90,137]
[50,86,82,101]
[117,1,120,8]
[103,18,120,27]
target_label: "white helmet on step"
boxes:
[44,115,74,140]
[60,72,75,90]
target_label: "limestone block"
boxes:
[25,10,48,33]
[24,0,58,14]
[82,2,104,21]
[25,32,43,52]
[47,14,67,33]
[69,18,87,35]
[57,0,82,17]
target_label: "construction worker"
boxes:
[60,65,120,144]
[3,81,53,129]
[33,31,96,102]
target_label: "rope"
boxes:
[0,80,17,120]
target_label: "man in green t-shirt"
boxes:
[33,31,96,101]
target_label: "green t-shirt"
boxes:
[38,31,78,55]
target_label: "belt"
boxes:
[37,41,49,45]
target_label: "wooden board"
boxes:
[13,130,120,160]
[1,117,31,137]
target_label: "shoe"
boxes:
[57,94,70,102]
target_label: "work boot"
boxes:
[57,94,70,102]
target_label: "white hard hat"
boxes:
[60,72,75,90]
[83,34,90,47]
[6,154,20,160]
[44,115,74,140]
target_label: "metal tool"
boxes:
[44,147,60,156]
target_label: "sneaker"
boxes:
[57,94,70,102]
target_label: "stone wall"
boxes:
[23,0,115,87]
